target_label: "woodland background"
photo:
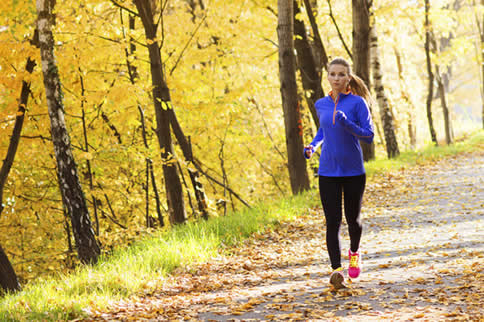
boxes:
[0,0,482,287]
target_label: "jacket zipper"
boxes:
[332,94,340,125]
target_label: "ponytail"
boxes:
[348,74,373,106]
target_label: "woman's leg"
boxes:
[319,176,343,269]
[342,174,366,253]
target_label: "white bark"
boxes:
[370,25,400,158]
[37,0,100,264]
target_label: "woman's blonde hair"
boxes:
[328,57,372,105]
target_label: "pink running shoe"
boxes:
[348,250,361,278]
[329,267,345,289]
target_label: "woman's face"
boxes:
[328,64,351,93]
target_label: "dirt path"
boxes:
[91,152,483,321]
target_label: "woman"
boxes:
[304,57,374,289]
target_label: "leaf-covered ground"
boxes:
[88,152,483,321]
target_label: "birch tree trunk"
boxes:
[352,0,375,161]
[37,0,100,264]
[134,0,187,224]
[370,26,400,158]
[435,66,453,144]
[424,0,439,145]
[277,0,310,194]
[394,47,417,149]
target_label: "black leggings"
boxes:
[319,174,366,270]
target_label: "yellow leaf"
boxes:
[79,151,94,160]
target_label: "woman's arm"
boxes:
[335,101,374,144]
[304,127,324,159]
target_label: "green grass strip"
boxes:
[0,192,317,321]
[365,130,483,177]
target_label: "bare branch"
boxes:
[169,14,207,75]
[327,0,353,59]
[109,0,139,17]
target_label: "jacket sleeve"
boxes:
[339,100,374,144]
[309,127,324,149]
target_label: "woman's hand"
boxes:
[335,110,347,123]
[303,146,314,159]
[335,109,374,143]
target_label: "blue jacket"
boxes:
[306,92,374,177]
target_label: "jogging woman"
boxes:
[304,57,374,289]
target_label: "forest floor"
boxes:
[88,151,483,321]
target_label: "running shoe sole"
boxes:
[329,271,345,289]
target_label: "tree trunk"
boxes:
[0,56,35,218]
[0,53,35,294]
[435,67,453,144]
[169,120,209,220]
[134,0,187,224]
[303,0,328,73]
[394,47,417,149]
[37,0,100,264]
[424,0,438,145]
[0,244,20,294]
[370,26,399,158]
[277,0,310,194]
[293,0,323,128]
[480,0,484,129]
[352,0,374,161]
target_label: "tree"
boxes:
[433,1,460,145]
[482,0,484,129]
[424,0,439,145]
[0,244,20,294]
[394,47,417,149]
[133,0,187,224]
[37,0,100,264]
[370,24,399,158]
[0,51,34,295]
[352,0,375,161]
[475,0,484,128]
[435,65,453,144]
[120,3,210,221]
[303,0,328,75]
[293,0,325,129]
[481,0,484,129]
[277,0,310,194]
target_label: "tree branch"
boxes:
[169,13,207,75]
[327,0,353,59]
[109,0,139,17]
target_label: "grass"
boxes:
[0,130,482,321]
[366,130,484,177]
[0,191,318,321]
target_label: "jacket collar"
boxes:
[328,90,352,97]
